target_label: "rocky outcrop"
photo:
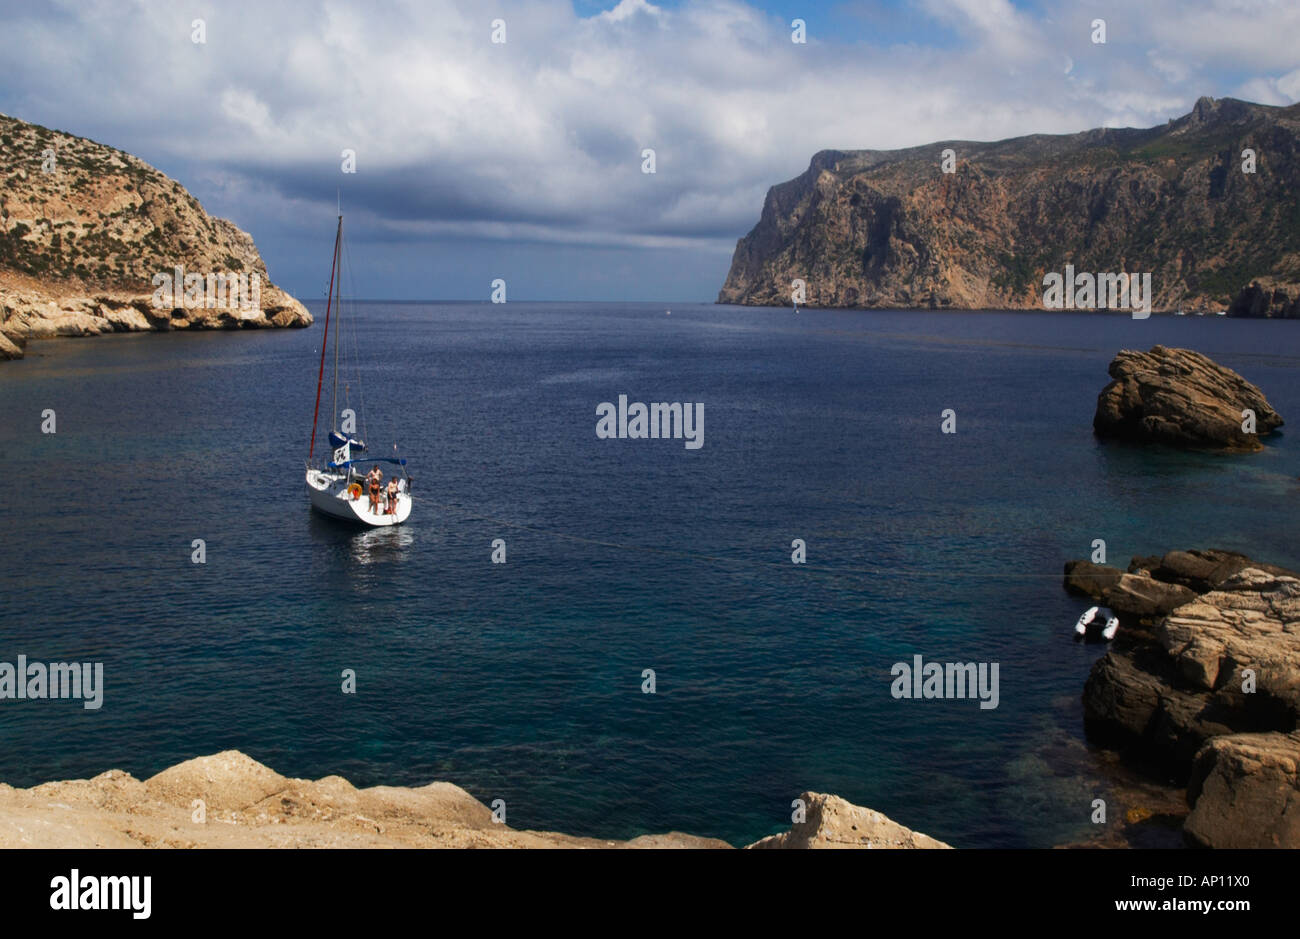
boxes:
[0,112,310,362]
[1228,280,1300,319]
[1067,550,1300,846]
[1064,548,1295,623]
[1184,732,1300,848]
[719,97,1300,311]
[746,792,950,849]
[1065,558,1197,619]
[1092,346,1283,450]
[1075,554,1300,773]
[1126,549,1298,594]
[0,329,21,360]
[0,751,731,849]
[0,277,309,349]
[0,751,933,849]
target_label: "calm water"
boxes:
[1,303,1297,847]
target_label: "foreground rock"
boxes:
[0,751,723,848]
[1093,346,1283,450]
[1184,732,1300,848]
[0,112,310,362]
[747,792,950,849]
[1067,549,1300,847]
[0,751,933,849]
[1074,552,1300,769]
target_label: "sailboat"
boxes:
[304,212,412,526]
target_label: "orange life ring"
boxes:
[347,483,362,500]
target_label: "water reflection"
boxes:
[350,524,415,564]
[307,510,415,567]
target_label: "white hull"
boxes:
[306,469,412,527]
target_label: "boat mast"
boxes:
[331,215,343,434]
[308,213,344,465]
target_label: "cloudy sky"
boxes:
[2,0,1298,301]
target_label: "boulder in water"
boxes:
[1093,345,1282,451]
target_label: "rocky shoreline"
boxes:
[1065,549,1300,847]
[0,751,948,849]
[0,273,311,363]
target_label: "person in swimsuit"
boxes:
[369,468,383,514]
[386,478,399,515]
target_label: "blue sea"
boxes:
[1,303,1297,847]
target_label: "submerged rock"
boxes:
[1093,346,1283,451]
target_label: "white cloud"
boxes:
[596,0,664,23]
[1277,69,1300,102]
[0,0,1295,259]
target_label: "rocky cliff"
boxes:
[1228,278,1300,318]
[719,97,1300,312]
[0,113,310,362]
[0,751,941,849]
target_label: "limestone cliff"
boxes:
[0,112,310,361]
[719,97,1300,312]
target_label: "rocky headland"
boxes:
[1065,550,1300,847]
[0,751,948,849]
[1228,279,1300,319]
[0,113,310,363]
[1093,345,1284,451]
[719,97,1300,312]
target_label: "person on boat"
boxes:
[368,468,383,514]
[386,478,399,515]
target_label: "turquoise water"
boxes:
[0,303,1296,847]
